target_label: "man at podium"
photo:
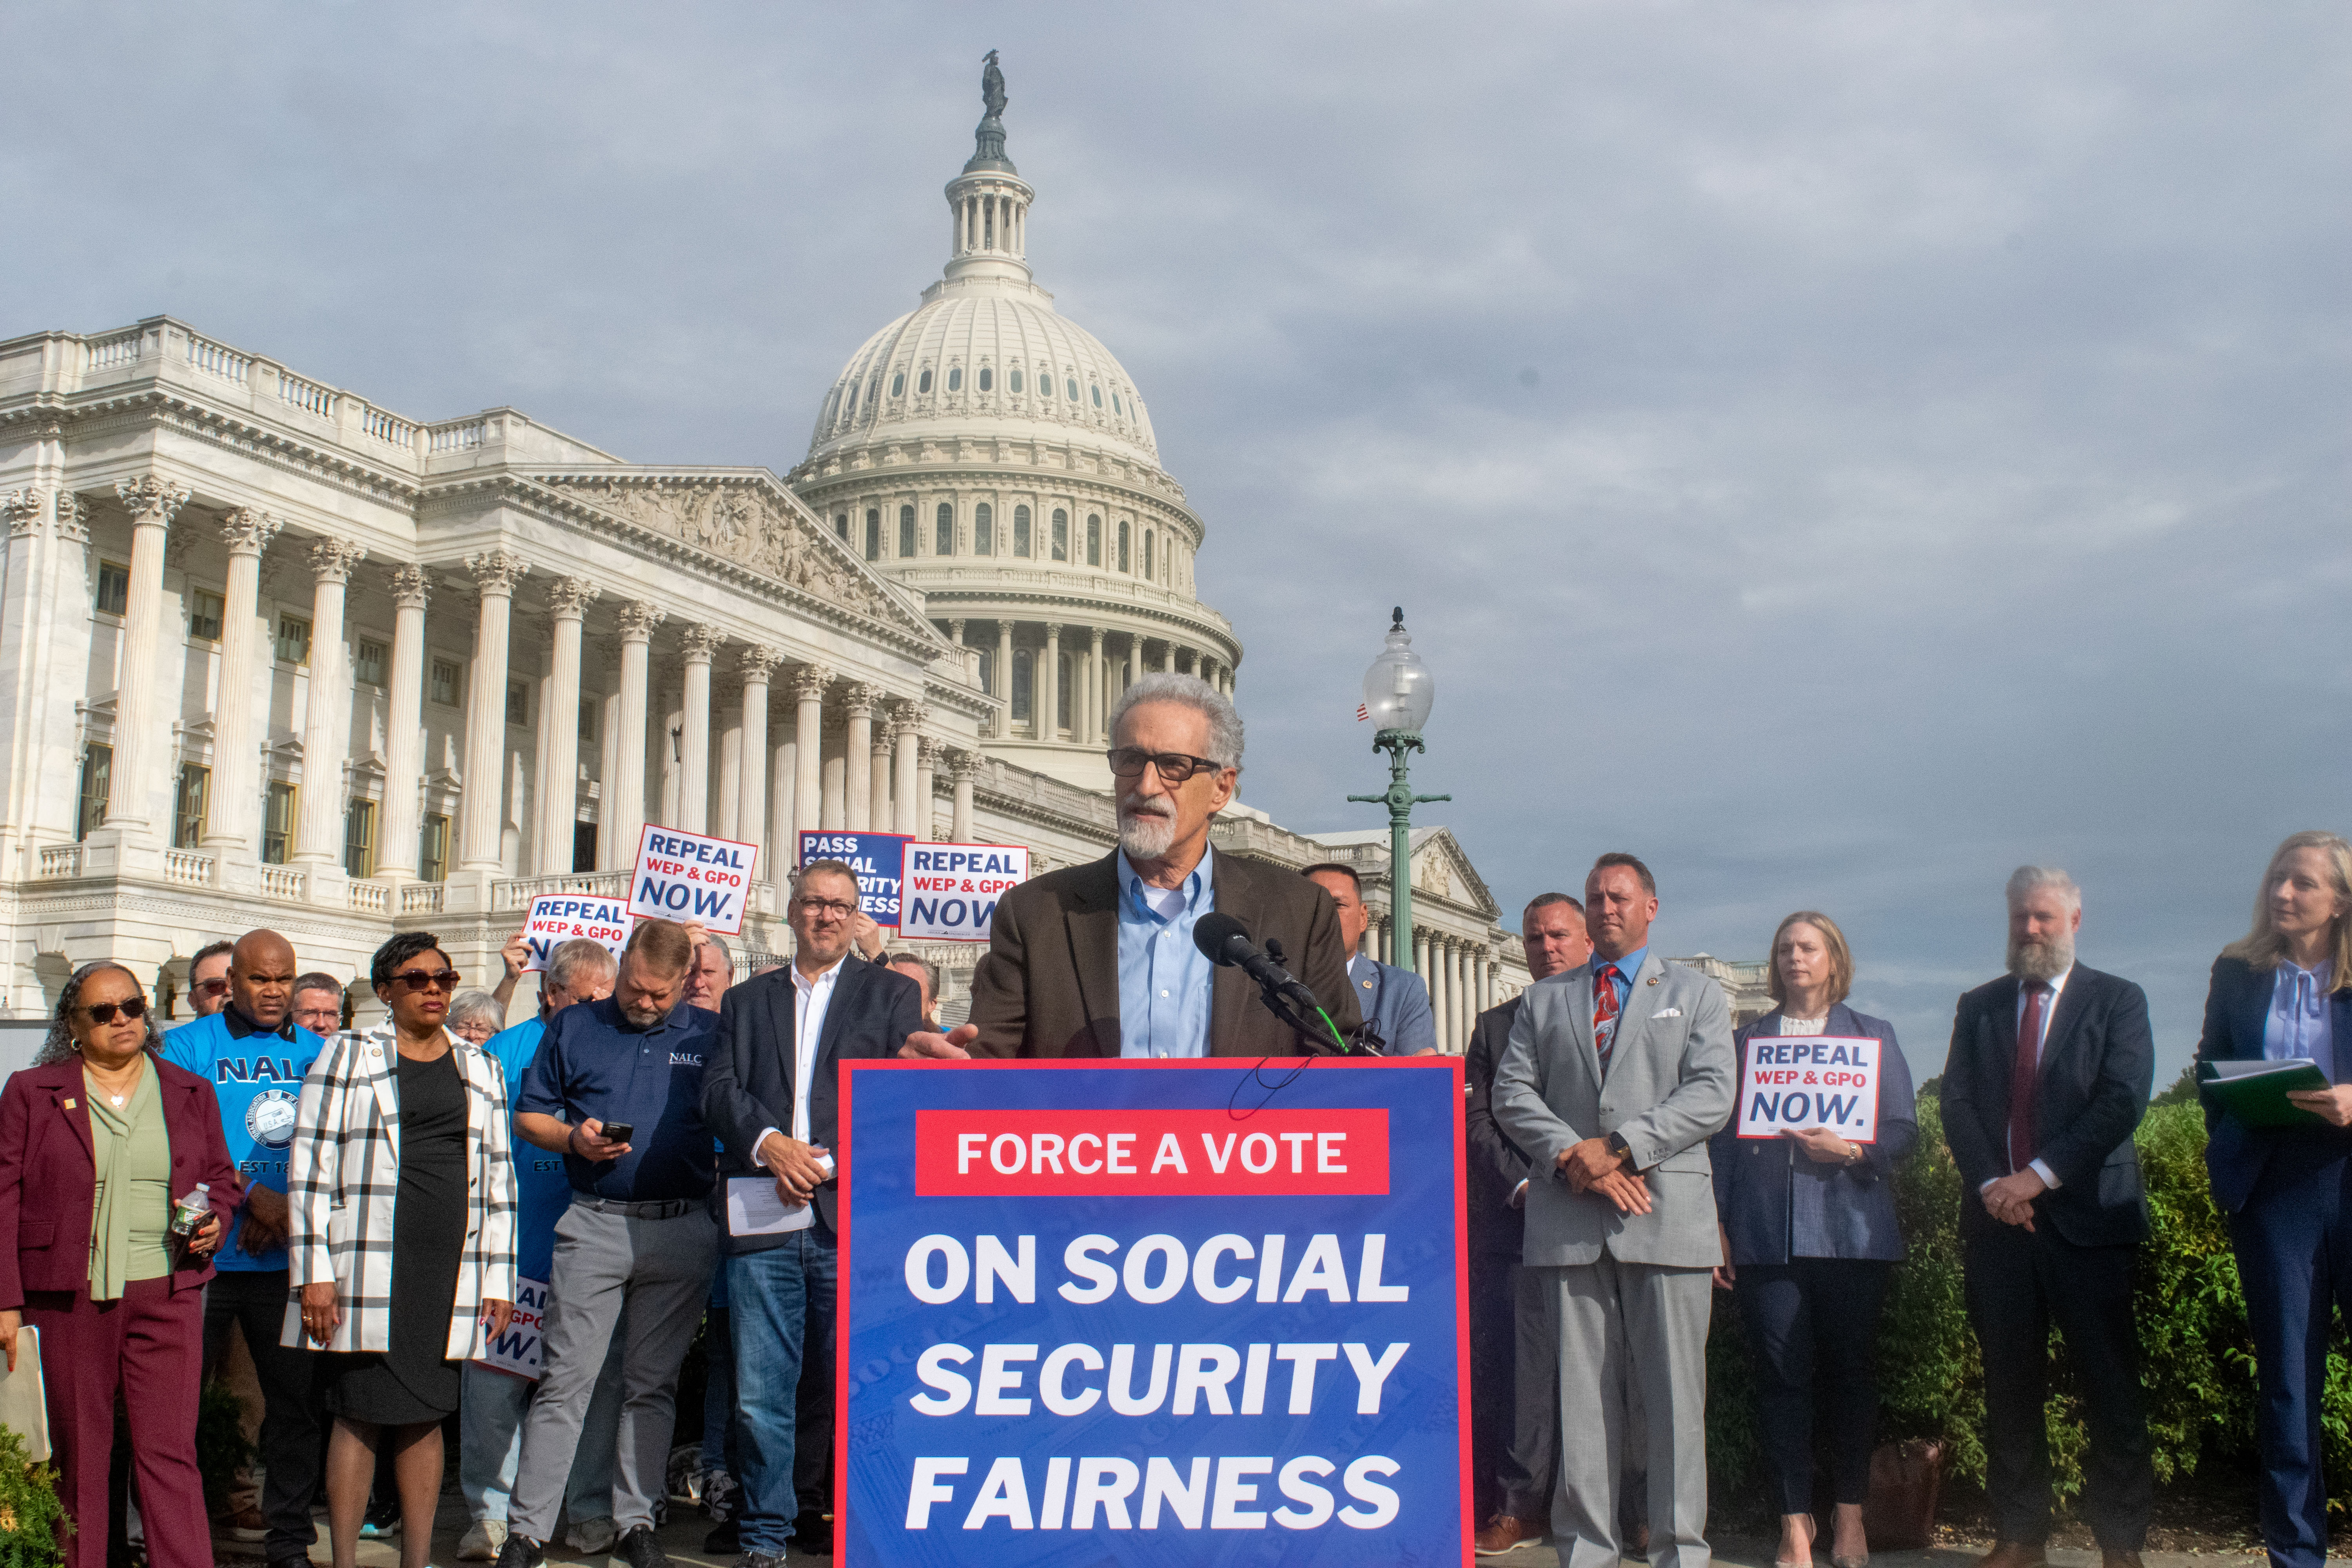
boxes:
[901,673,1359,1059]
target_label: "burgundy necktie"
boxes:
[2008,979,2050,1172]
[1593,965,1623,1077]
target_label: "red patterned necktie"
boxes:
[2008,979,2050,1172]
[1593,965,1623,1076]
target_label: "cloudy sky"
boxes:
[10,2,2346,1080]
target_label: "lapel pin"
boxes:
[1647,976,1661,986]
[62,1098,76,1110]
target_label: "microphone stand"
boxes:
[1249,939,1367,1058]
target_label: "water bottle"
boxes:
[169,1183,211,1239]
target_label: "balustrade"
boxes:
[259,865,306,901]
[186,334,251,384]
[36,845,83,879]
[347,881,390,914]
[163,849,215,887]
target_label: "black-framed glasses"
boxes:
[389,969,462,993]
[83,997,148,1025]
[1105,748,1224,784]
[795,897,858,920]
[192,977,232,997]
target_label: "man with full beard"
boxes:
[900,672,1360,1058]
[1939,867,2155,1568]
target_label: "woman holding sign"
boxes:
[2196,831,2352,1567]
[1710,911,1916,1568]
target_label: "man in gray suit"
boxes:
[1495,853,1735,1568]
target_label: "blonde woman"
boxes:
[2198,831,2352,1567]
[1710,912,1916,1568]
[285,931,517,1568]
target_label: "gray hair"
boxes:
[37,961,164,1067]
[697,932,733,970]
[446,989,506,1037]
[886,951,940,997]
[1107,673,1243,770]
[545,939,618,991]
[2005,865,2082,911]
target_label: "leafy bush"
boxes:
[195,1377,255,1513]
[0,1425,66,1568]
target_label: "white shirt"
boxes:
[1991,964,2071,1194]
[756,953,847,1163]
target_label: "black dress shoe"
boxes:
[703,1520,740,1555]
[494,1535,546,1568]
[615,1524,670,1568]
[792,1512,833,1555]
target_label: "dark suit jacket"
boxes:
[2196,953,2352,1214]
[1463,997,1531,1257]
[1939,964,2153,1247]
[966,849,1363,1057]
[702,955,924,1247]
[0,1055,242,1306]
[1711,1003,1918,1264]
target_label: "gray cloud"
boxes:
[7,1,2346,1082]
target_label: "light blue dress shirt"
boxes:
[1116,844,1217,1058]
[2264,960,2336,1082]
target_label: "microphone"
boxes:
[1193,912,1323,1014]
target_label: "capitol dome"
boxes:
[788,73,1240,794]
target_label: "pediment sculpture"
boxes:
[543,475,890,621]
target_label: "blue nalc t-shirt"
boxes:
[160,1010,324,1272]
[484,1016,572,1284]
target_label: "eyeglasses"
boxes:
[192,978,233,997]
[795,898,858,920]
[389,969,462,993]
[1105,748,1224,784]
[82,997,148,1025]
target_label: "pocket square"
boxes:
[1651,1007,1682,1019]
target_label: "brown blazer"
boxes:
[968,848,1364,1057]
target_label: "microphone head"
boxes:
[1191,911,1254,966]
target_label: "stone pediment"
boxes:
[533,469,936,647]
[1414,828,1498,919]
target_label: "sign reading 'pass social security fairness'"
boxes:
[837,1060,1470,1568]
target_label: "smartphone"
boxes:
[600,1122,635,1145]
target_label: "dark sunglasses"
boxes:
[1105,748,1223,784]
[83,997,148,1025]
[192,978,233,997]
[389,969,462,993]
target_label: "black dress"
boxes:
[322,1049,468,1424]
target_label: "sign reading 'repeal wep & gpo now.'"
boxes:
[836,1058,1470,1568]
[895,842,1030,942]
[630,824,759,936]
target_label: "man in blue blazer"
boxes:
[1940,867,2154,1568]
[702,859,924,1568]
[1304,862,1437,1055]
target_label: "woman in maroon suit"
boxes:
[0,961,241,1568]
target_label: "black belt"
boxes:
[570,1193,700,1220]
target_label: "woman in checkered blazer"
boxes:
[282,931,517,1568]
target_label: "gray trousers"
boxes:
[1544,1255,1711,1568]
[509,1197,720,1540]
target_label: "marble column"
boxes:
[868,712,897,830]
[677,624,724,833]
[915,737,941,840]
[376,567,430,878]
[819,714,846,831]
[768,737,796,895]
[892,702,924,836]
[791,664,830,837]
[533,578,597,874]
[737,646,780,865]
[1041,624,1062,741]
[596,657,623,871]
[294,538,367,876]
[844,684,878,832]
[1126,633,1143,691]
[949,751,978,844]
[103,477,189,832]
[717,716,744,840]
[607,602,662,869]
[1086,627,1105,744]
[994,621,1014,739]
[458,552,527,872]
[200,507,282,865]
[1161,641,1177,674]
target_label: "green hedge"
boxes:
[1705,1093,2325,1517]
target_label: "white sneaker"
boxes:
[566,1517,618,1555]
[456,1520,508,1562]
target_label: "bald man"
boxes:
[163,929,329,1564]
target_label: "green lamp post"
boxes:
[1348,607,1448,974]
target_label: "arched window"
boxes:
[834,513,849,542]
[846,382,859,413]
[1117,520,1131,572]
[1057,653,1072,731]
[1144,530,1154,578]
[868,377,880,405]
[1013,649,1033,721]
[1013,505,1032,557]
[977,645,995,696]
[1010,368,1024,393]
[974,502,993,555]
[1112,392,1122,415]
[978,367,992,392]
[891,372,904,397]
[1040,372,1053,398]
[1091,385,1102,408]
[936,502,954,555]
[898,505,916,557]
[947,367,963,392]
[1051,509,1069,561]
[865,511,882,561]
[1066,377,1080,401]
[918,368,933,394]
[1086,514,1102,566]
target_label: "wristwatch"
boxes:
[1605,1131,1633,1165]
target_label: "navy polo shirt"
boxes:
[517,994,716,1203]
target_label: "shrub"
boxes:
[195,1377,255,1513]
[0,1425,66,1568]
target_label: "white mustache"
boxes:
[1120,801,1175,821]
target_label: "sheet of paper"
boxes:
[728,1175,816,1236]
[0,1326,49,1460]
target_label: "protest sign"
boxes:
[895,842,1031,942]
[837,1058,1469,1567]
[518,893,633,973]
[630,825,759,936]
[798,831,916,925]
[1736,1035,1882,1142]
[472,1276,549,1379]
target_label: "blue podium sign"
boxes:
[837,1058,1470,1566]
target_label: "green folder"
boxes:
[2198,1057,2331,1127]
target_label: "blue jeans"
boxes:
[459,1326,627,1526]
[727,1230,836,1556]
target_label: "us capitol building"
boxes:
[0,70,1767,1042]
